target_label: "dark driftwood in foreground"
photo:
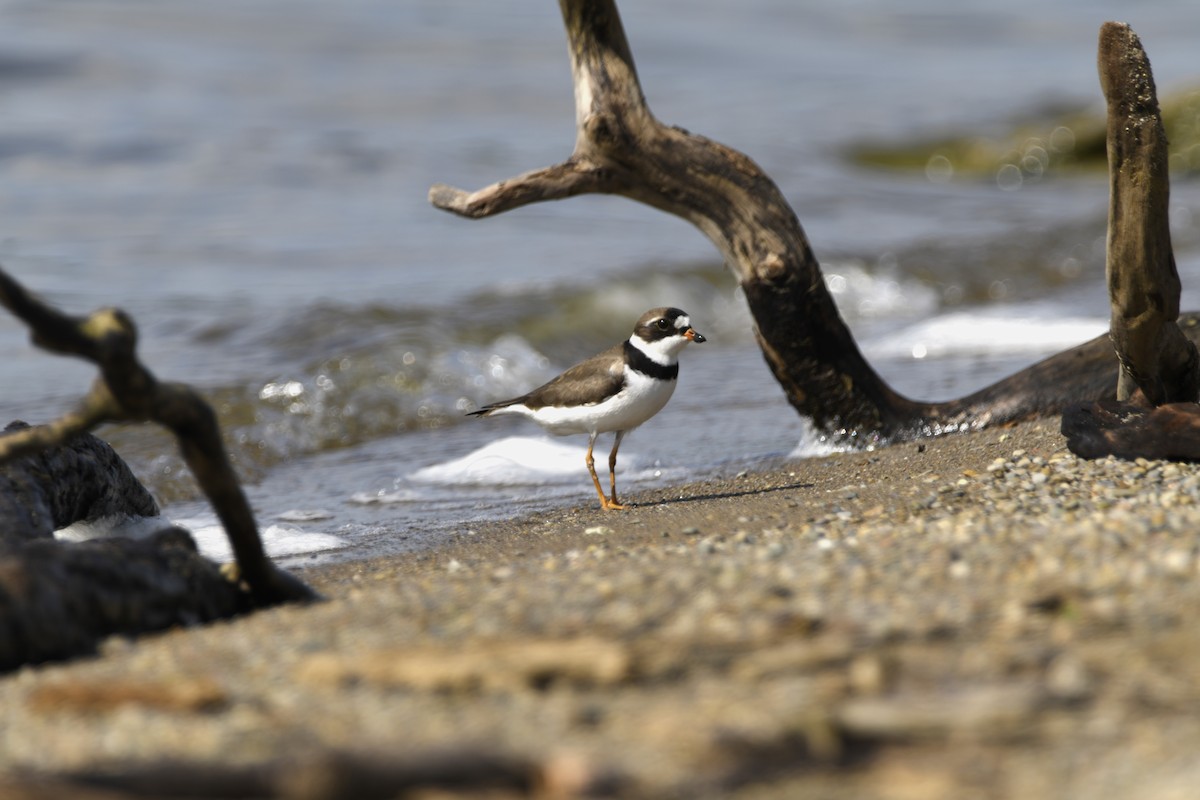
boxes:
[0,421,157,545]
[0,423,252,670]
[432,2,1200,444]
[0,268,313,607]
[1099,22,1199,405]
[0,530,248,672]
[0,268,316,671]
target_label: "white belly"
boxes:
[522,372,677,436]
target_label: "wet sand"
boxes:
[4,417,1200,798]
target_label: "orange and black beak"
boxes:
[684,327,706,343]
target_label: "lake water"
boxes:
[1,0,1199,563]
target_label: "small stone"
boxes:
[848,655,889,695]
[1045,655,1092,702]
[1162,548,1193,575]
[760,542,787,560]
[584,526,614,536]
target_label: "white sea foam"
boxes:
[409,435,659,487]
[55,513,346,562]
[787,418,848,460]
[55,514,175,543]
[825,260,940,322]
[862,311,1106,361]
[163,516,347,563]
[276,508,336,522]
[411,436,605,486]
[348,487,424,506]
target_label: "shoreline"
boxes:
[5,417,1200,797]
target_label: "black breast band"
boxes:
[624,340,678,381]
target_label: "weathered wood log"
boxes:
[0,419,255,669]
[0,267,315,607]
[0,267,318,670]
[0,529,249,672]
[0,263,321,671]
[1062,400,1200,461]
[1099,21,1199,405]
[0,421,157,546]
[1061,24,1200,462]
[431,1,1200,444]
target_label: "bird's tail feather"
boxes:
[466,398,521,417]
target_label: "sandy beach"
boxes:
[3,416,1200,798]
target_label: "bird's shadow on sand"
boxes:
[636,480,815,507]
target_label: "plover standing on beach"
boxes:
[468,307,705,510]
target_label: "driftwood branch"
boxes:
[0,421,158,544]
[0,268,316,608]
[429,161,616,217]
[0,530,249,672]
[1061,24,1200,460]
[0,418,253,668]
[433,0,1200,443]
[429,0,926,439]
[1099,21,1199,405]
[1063,401,1200,461]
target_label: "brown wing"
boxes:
[518,344,626,410]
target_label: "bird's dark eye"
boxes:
[655,318,670,331]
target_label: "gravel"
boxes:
[3,419,1200,798]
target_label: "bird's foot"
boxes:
[600,497,628,511]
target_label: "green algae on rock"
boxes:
[847,86,1200,182]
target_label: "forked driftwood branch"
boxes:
[433,0,1200,444]
[1062,23,1200,460]
[431,0,919,440]
[0,268,316,669]
[1098,22,1199,405]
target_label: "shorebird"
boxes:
[468,307,705,509]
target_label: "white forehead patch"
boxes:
[674,315,691,330]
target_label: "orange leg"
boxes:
[585,432,626,511]
[607,431,627,509]
[584,434,608,509]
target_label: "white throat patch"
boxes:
[630,328,690,364]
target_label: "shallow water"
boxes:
[1,1,1198,562]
